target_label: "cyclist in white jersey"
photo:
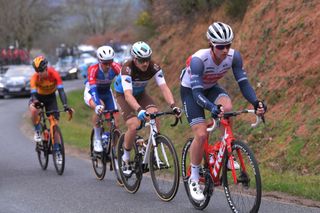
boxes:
[180,22,267,202]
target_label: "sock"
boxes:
[94,127,101,140]
[122,149,131,162]
[34,123,41,132]
[190,163,201,182]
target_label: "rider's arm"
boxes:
[57,87,67,106]
[190,57,216,112]
[88,66,101,106]
[154,69,175,106]
[121,74,141,111]
[53,70,68,106]
[232,51,258,105]
[30,74,38,102]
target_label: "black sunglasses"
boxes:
[100,60,113,65]
[214,43,231,50]
[136,57,151,64]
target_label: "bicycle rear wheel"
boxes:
[90,128,106,180]
[36,131,49,170]
[149,134,179,202]
[222,140,261,213]
[117,133,141,193]
[52,125,65,175]
[110,128,123,186]
[181,138,211,210]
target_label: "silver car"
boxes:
[0,65,33,98]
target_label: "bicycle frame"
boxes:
[141,117,169,169]
[137,112,180,169]
[203,110,262,185]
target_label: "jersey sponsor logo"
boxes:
[157,70,164,78]
[125,76,131,83]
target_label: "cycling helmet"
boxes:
[131,41,152,59]
[206,22,234,44]
[32,56,48,72]
[96,45,115,61]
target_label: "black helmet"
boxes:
[32,56,48,72]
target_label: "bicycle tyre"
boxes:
[222,140,262,213]
[110,128,123,186]
[52,125,65,175]
[117,133,141,193]
[90,128,106,180]
[149,134,179,202]
[36,129,49,170]
[181,138,211,210]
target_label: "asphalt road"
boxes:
[0,79,319,213]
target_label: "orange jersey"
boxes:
[30,67,64,95]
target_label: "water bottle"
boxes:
[101,132,110,149]
[209,153,215,164]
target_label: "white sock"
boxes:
[122,149,130,162]
[190,163,200,182]
[94,127,101,140]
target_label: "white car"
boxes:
[0,65,33,98]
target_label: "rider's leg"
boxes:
[190,123,207,181]
[122,117,140,160]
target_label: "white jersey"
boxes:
[181,48,235,90]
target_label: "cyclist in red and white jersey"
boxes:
[83,45,121,152]
[180,22,267,202]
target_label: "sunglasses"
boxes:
[136,57,151,64]
[213,43,231,50]
[100,60,113,65]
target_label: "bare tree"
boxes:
[0,0,63,49]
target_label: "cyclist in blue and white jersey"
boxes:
[180,22,267,202]
[84,45,121,152]
[114,41,181,175]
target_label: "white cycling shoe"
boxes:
[93,139,103,152]
[34,131,42,143]
[227,158,240,170]
[188,178,205,202]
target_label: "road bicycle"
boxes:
[182,109,263,212]
[117,111,181,201]
[35,102,73,175]
[90,109,122,184]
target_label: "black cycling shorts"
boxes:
[29,93,60,120]
[180,84,229,126]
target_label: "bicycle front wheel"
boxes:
[181,138,211,210]
[110,128,123,186]
[90,129,106,180]
[222,140,262,213]
[149,134,179,202]
[52,125,65,175]
[117,133,141,193]
[36,132,49,170]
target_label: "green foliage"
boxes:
[225,0,250,19]
[135,11,156,39]
[261,168,320,200]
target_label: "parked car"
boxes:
[54,56,79,80]
[0,65,33,98]
[77,53,98,79]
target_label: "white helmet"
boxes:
[206,22,234,44]
[96,45,115,61]
[131,41,152,59]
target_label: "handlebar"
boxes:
[136,111,182,131]
[34,102,73,121]
[207,109,264,132]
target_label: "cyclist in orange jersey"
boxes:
[29,56,71,145]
